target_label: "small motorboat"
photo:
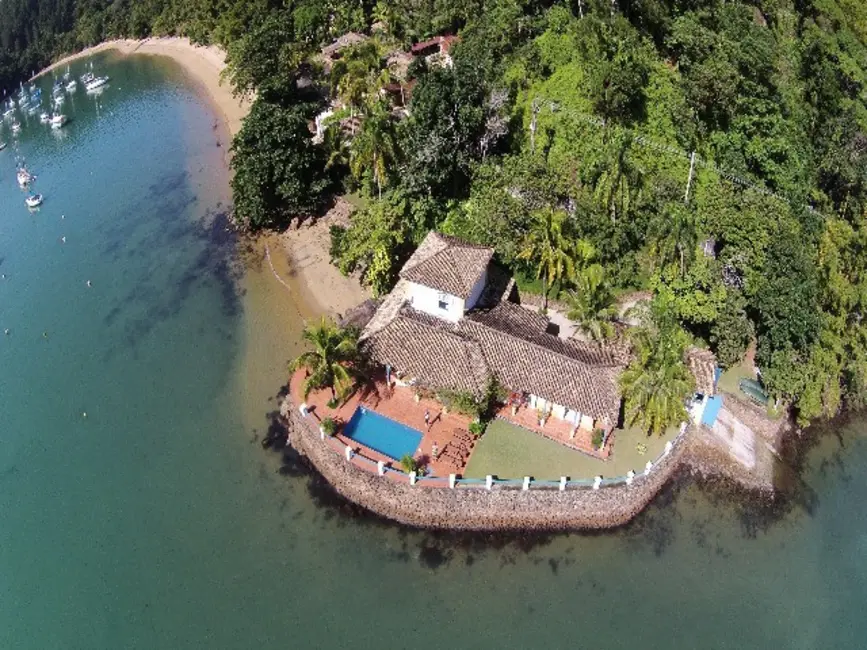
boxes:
[40,112,50,124]
[11,122,21,134]
[0,142,6,151]
[65,79,77,92]
[25,194,43,208]
[50,114,67,129]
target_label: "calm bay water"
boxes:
[0,54,865,649]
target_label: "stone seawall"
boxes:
[287,409,692,531]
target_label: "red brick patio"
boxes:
[495,403,612,459]
[290,369,477,478]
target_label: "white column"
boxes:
[559,476,567,491]
[299,403,309,417]
[409,470,417,485]
[449,474,456,489]
[593,476,602,490]
[344,445,352,461]
[644,460,653,476]
[522,476,530,491]
[626,470,635,486]
[319,427,325,440]
[377,460,385,476]
[486,475,493,490]
[664,440,673,455]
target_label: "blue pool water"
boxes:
[343,407,423,459]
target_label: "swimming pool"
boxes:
[342,407,423,460]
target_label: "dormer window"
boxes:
[438,293,450,311]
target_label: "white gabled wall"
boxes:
[407,282,465,323]
[465,269,488,311]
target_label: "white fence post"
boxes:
[664,440,673,456]
[377,460,385,476]
[522,476,530,491]
[593,476,602,490]
[299,403,309,417]
[626,470,635,486]
[409,470,417,486]
[486,475,493,491]
[344,445,352,461]
[319,427,325,440]
[644,460,653,476]
[449,474,456,489]
[559,476,567,491]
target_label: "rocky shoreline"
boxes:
[282,401,777,531]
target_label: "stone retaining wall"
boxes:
[287,408,693,531]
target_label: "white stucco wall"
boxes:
[407,282,464,323]
[465,269,488,311]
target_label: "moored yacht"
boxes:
[50,113,67,129]
[85,76,109,92]
[25,193,44,208]
[17,167,33,187]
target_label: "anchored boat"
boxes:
[25,194,43,208]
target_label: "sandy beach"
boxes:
[277,198,371,319]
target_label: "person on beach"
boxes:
[424,410,431,430]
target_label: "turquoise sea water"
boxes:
[1,54,866,649]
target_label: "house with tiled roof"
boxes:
[361,232,626,437]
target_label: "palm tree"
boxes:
[518,208,579,310]
[651,202,697,276]
[290,318,360,400]
[350,101,398,198]
[566,263,618,342]
[331,42,382,124]
[592,133,642,225]
[619,318,695,436]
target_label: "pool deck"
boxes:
[290,369,476,478]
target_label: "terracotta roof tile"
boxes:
[400,232,494,299]
[687,347,717,396]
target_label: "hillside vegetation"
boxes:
[3,0,867,424]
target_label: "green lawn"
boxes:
[717,358,757,397]
[464,419,679,481]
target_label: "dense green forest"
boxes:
[3,0,867,426]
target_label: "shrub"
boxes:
[469,420,485,436]
[400,454,418,474]
[591,428,605,449]
[321,416,338,436]
[326,397,339,409]
[439,390,482,417]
